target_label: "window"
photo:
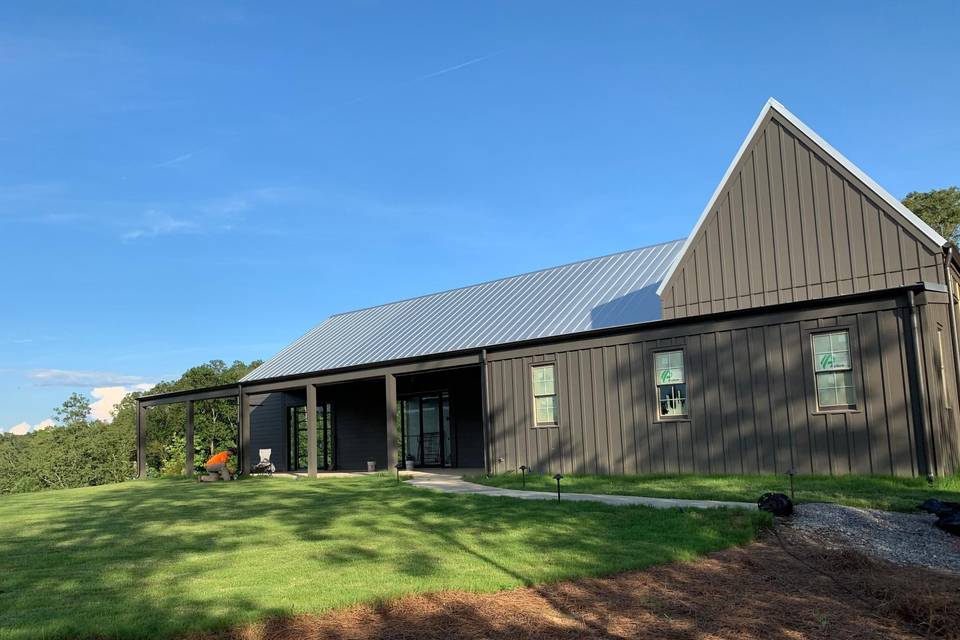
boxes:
[531,364,558,426]
[655,350,687,418]
[286,403,335,472]
[812,331,856,410]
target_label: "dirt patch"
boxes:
[192,537,960,640]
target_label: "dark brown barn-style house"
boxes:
[137,99,960,480]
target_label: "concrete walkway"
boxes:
[407,473,756,510]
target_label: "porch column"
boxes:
[385,373,397,470]
[184,400,195,477]
[240,390,251,474]
[479,350,492,474]
[307,384,318,478]
[136,401,147,479]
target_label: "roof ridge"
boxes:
[328,238,685,319]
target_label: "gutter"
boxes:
[942,246,960,411]
[139,282,939,404]
[907,289,935,481]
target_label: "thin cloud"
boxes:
[334,50,501,109]
[416,52,500,81]
[152,151,197,169]
[8,335,58,345]
[29,368,151,387]
[122,211,198,240]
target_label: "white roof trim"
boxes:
[656,98,947,297]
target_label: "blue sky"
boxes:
[1,1,958,431]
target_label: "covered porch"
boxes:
[136,353,492,478]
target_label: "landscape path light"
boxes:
[395,462,404,484]
[519,465,528,488]
[553,473,563,502]
[787,467,796,501]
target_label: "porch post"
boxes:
[240,389,251,474]
[307,384,318,478]
[184,400,195,477]
[385,373,397,470]
[136,400,147,479]
[479,350,492,474]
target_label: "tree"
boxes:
[53,393,93,427]
[0,358,261,494]
[111,359,262,475]
[903,187,960,243]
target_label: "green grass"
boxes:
[464,472,960,512]
[0,475,767,640]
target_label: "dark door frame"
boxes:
[286,401,336,472]
[399,390,456,467]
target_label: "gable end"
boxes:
[659,100,946,319]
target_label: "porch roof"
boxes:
[242,239,684,381]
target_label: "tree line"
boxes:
[0,360,260,495]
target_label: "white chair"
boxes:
[252,448,276,474]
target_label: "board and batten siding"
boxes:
[487,292,953,477]
[659,112,944,320]
[918,294,960,475]
[249,393,287,471]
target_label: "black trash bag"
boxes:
[935,511,960,536]
[757,492,794,517]
[918,498,960,517]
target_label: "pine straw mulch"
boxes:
[191,534,960,640]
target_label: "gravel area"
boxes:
[782,502,960,574]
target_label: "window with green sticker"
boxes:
[812,330,856,409]
[655,350,687,418]
[531,364,558,426]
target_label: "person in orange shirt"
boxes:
[205,448,237,481]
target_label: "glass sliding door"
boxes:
[421,395,441,466]
[442,393,452,467]
[286,402,335,472]
[399,392,454,467]
[402,399,422,466]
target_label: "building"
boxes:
[136,99,960,479]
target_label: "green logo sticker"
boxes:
[819,354,834,370]
[660,369,673,383]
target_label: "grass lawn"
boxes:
[0,475,766,640]
[464,472,960,512]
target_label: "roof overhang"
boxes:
[138,281,939,405]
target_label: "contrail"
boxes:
[416,52,499,81]
[152,151,196,169]
[332,51,501,110]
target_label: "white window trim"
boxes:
[811,330,856,410]
[531,363,558,427]
[655,349,688,420]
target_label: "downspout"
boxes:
[907,290,935,481]
[942,247,960,403]
[479,349,492,475]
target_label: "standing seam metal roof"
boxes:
[241,239,685,381]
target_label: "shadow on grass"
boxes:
[0,476,764,640]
